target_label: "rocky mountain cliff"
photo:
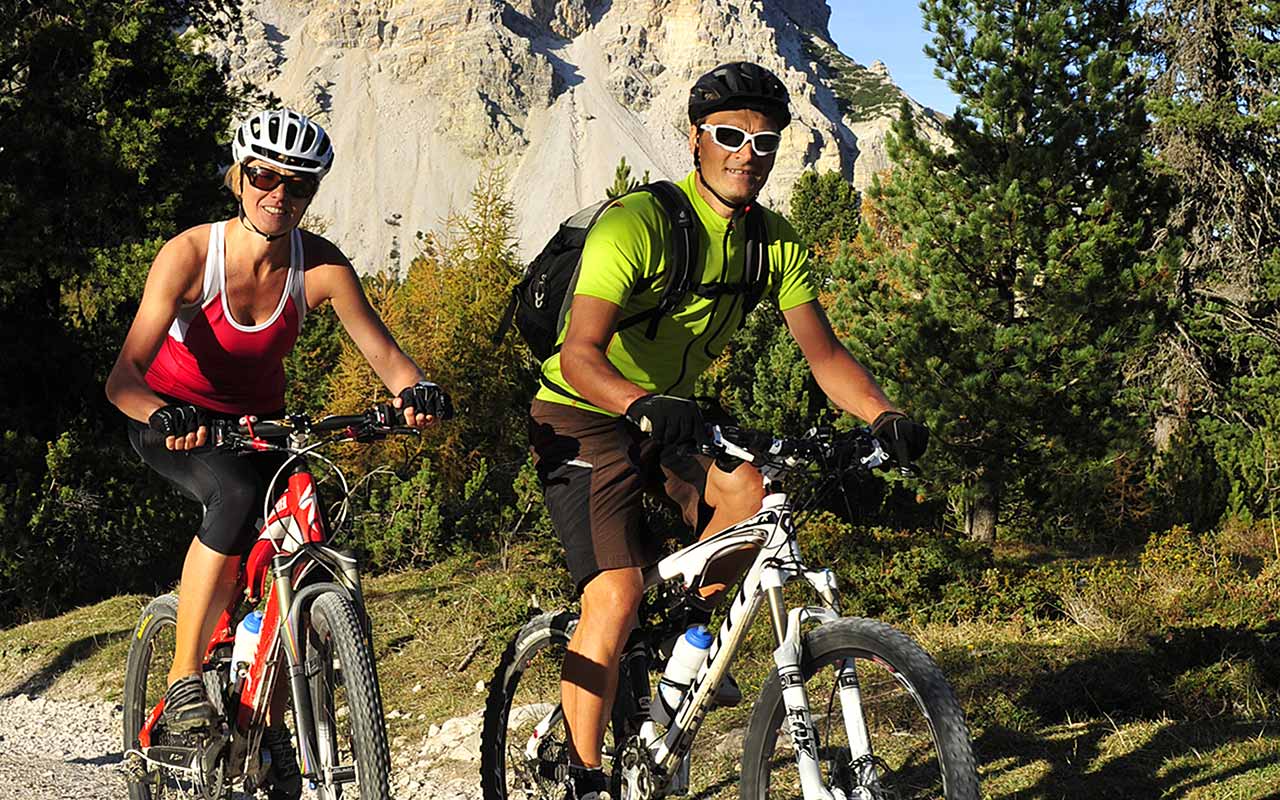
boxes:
[214,0,949,268]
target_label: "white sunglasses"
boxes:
[699,124,783,156]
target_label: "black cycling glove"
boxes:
[398,381,454,420]
[625,394,709,448]
[871,411,929,465]
[148,404,205,437]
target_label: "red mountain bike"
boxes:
[122,407,421,800]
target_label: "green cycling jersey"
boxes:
[537,171,818,415]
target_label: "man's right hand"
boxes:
[148,404,207,450]
[625,394,710,447]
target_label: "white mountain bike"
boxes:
[480,423,979,800]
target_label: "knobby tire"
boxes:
[304,591,392,800]
[740,617,978,800]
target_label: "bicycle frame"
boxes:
[133,451,367,789]
[522,467,871,800]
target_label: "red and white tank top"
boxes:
[145,221,308,415]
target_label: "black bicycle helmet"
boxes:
[688,61,791,128]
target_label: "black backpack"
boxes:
[494,180,771,362]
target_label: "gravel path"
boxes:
[0,693,482,800]
[0,694,127,799]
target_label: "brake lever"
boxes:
[708,424,756,463]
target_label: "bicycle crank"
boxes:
[613,737,660,800]
[126,730,230,799]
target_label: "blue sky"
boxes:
[827,4,961,114]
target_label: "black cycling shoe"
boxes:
[161,674,217,732]
[263,725,302,800]
[564,766,611,800]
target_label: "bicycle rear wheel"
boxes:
[740,617,978,800]
[122,593,188,800]
[480,610,627,800]
[303,591,391,800]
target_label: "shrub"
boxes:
[0,428,196,622]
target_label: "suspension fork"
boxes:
[770,565,879,800]
[767,568,834,800]
[800,567,877,783]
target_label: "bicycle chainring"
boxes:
[613,736,660,800]
[194,727,231,800]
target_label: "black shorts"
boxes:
[528,399,713,592]
[127,417,285,556]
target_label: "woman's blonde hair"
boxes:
[224,161,245,199]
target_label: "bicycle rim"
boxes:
[305,592,391,800]
[483,613,622,800]
[742,620,977,800]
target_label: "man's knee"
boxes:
[579,568,643,636]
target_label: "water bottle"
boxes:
[650,624,712,726]
[230,610,264,684]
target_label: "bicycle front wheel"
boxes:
[303,591,391,800]
[740,617,978,800]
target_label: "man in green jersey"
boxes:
[528,61,928,800]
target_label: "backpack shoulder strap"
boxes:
[616,180,698,339]
[741,203,771,318]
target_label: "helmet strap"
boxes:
[237,169,291,242]
[694,144,756,212]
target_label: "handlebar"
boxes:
[139,405,422,452]
[704,424,918,478]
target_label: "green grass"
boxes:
[3,537,1279,797]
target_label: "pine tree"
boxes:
[606,156,650,198]
[829,0,1174,541]
[0,0,242,432]
[789,170,861,269]
[1139,2,1280,525]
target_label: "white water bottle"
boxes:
[230,610,264,684]
[650,625,712,726]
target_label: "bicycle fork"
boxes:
[767,569,879,800]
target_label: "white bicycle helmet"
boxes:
[232,109,334,176]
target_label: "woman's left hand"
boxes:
[393,381,454,429]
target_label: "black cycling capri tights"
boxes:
[128,420,286,556]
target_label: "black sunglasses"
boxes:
[243,165,320,199]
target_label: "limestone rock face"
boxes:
[212,0,949,269]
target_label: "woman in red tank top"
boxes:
[105,110,444,786]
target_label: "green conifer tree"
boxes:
[789,170,861,271]
[829,0,1174,541]
[0,0,242,431]
[606,156,650,198]
[1140,2,1280,526]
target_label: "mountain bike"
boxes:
[480,424,979,800]
[122,406,423,800]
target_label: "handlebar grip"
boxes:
[135,422,218,451]
[136,428,171,450]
